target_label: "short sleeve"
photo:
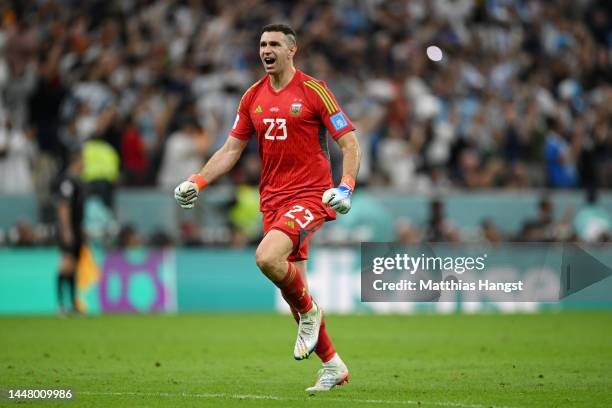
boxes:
[230,91,255,140]
[304,80,355,140]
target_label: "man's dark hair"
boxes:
[261,23,297,46]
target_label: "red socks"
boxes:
[275,262,313,314]
[287,304,336,363]
[281,262,337,364]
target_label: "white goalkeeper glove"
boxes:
[322,176,355,215]
[174,174,206,209]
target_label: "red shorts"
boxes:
[262,198,336,262]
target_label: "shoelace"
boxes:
[299,313,316,336]
[316,367,340,385]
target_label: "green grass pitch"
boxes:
[1,312,611,407]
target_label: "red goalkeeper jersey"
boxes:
[230,70,355,212]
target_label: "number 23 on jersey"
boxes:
[233,115,288,141]
[263,118,287,140]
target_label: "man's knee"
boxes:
[255,246,279,273]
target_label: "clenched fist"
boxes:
[174,181,199,209]
[322,185,352,214]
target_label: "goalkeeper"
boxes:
[175,23,361,392]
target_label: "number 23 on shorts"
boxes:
[283,205,314,229]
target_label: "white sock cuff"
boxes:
[324,353,343,367]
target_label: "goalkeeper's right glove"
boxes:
[174,174,207,209]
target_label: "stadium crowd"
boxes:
[0,0,611,246]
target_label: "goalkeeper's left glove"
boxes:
[322,175,355,215]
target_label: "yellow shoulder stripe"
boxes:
[304,80,339,114]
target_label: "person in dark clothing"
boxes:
[425,199,460,242]
[56,151,85,314]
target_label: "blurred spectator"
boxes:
[132,91,181,184]
[592,115,612,189]
[228,154,262,246]
[82,137,120,209]
[377,124,418,190]
[120,114,149,185]
[519,196,555,241]
[149,230,175,248]
[179,220,203,247]
[480,219,504,244]
[424,199,460,242]
[28,43,66,197]
[545,118,577,188]
[573,189,611,242]
[395,218,422,245]
[117,224,143,249]
[229,184,262,247]
[9,220,38,246]
[0,116,35,193]
[518,195,574,241]
[84,196,119,246]
[157,117,212,191]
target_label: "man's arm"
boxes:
[198,136,249,184]
[336,131,361,182]
[322,131,361,214]
[57,200,74,246]
[175,135,248,208]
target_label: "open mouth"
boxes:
[263,56,276,68]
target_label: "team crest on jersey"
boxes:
[290,103,302,116]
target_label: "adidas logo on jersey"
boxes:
[254,105,263,113]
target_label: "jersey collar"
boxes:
[267,69,301,95]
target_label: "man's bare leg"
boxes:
[255,230,322,360]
